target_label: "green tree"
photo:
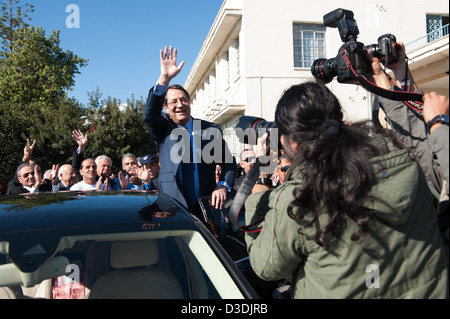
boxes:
[83,93,156,173]
[0,25,88,180]
[0,100,34,178]
[26,98,86,170]
[0,0,34,53]
[0,26,88,105]
[0,97,86,180]
[0,1,156,182]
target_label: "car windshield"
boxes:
[0,230,246,299]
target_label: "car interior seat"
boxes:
[88,239,184,299]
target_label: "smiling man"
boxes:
[7,163,59,195]
[144,46,236,215]
[70,159,109,191]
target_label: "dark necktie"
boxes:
[178,126,200,209]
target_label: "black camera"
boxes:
[311,9,399,84]
[366,34,399,65]
[235,116,277,145]
[235,115,282,156]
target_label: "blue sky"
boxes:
[27,0,223,106]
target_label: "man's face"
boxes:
[97,158,111,178]
[276,158,291,184]
[18,166,36,188]
[81,159,97,181]
[164,89,191,126]
[239,150,256,173]
[60,165,77,187]
[215,165,222,184]
[144,161,160,179]
[122,156,137,174]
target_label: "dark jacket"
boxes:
[144,87,236,209]
[7,179,53,195]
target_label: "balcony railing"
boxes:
[405,24,449,52]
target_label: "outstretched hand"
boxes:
[50,164,60,186]
[158,46,185,86]
[22,139,36,163]
[72,130,88,150]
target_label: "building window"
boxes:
[426,14,449,42]
[293,23,326,68]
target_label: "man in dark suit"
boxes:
[144,46,236,212]
[6,139,60,195]
[58,164,77,191]
[7,163,59,195]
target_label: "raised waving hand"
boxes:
[158,46,185,86]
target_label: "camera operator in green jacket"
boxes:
[370,42,449,257]
[245,81,448,298]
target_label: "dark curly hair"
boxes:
[275,81,400,249]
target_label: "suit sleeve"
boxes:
[72,150,84,182]
[144,87,168,142]
[7,185,27,195]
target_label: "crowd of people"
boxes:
[0,130,162,196]
[0,42,448,299]
[0,129,289,199]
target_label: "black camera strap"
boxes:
[357,74,424,112]
[229,157,265,233]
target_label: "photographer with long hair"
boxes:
[244,81,448,298]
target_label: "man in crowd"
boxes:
[139,154,160,191]
[7,163,59,195]
[95,155,113,185]
[58,164,78,191]
[71,129,113,189]
[239,148,272,193]
[70,158,108,191]
[275,155,291,185]
[114,153,144,190]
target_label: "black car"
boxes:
[0,191,260,299]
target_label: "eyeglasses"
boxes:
[243,156,255,163]
[22,172,35,178]
[167,97,189,107]
[277,165,290,172]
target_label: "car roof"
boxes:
[0,191,197,240]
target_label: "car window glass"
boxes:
[0,231,244,299]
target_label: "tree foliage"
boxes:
[0,26,88,105]
[82,93,157,174]
[0,1,156,182]
[0,23,88,180]
[0,0,34,53]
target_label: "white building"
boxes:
[185,0,449,157]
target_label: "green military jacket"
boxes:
[245,137,448,298]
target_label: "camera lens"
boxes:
[235,116,277,145]
[311,58,338,84]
